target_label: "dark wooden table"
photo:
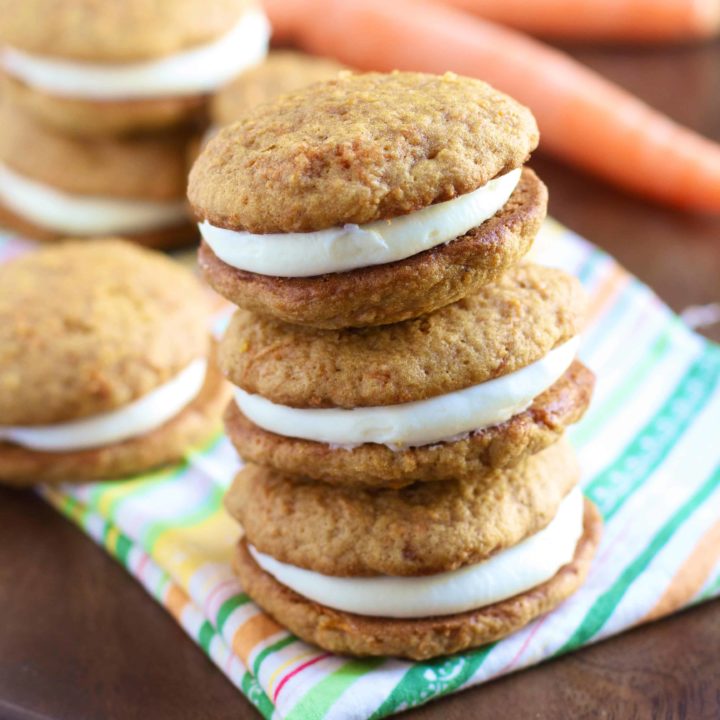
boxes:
[2,38,720,720]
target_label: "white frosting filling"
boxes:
[199,168,522,277]
[250,486,584,618]
[0,359,207,452]
[234,336,579,448]
[0,163,188,235]
[1,9,270,99]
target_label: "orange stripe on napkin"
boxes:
[642,519,720,624]
[165,584,190,620]
[586,267,630,325]
[232,613,284,667]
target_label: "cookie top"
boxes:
[189,71,539,233]
[226,439,579,577]
[0,0,253,61]
[212,51,346,126]
[0,102,192,201]
[219,263,584,408]
[0,240,210,425]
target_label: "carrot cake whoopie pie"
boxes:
[0,0,270,136]
[0,102,196,248]
[0,240,229,486]
[190,71,546,328]
[219,263,594,488]
[227,441,602,660]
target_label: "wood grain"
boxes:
[1,37,719,720]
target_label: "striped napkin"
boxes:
[2,220,719,720]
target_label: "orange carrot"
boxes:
[265,0,720,213]
[431,0,720,42]
[264,1,297,42]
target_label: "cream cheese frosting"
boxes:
[234,336,579,448]
[250,486,584,618]
[0,163,188,235]
[199,168,522,277]
[1,9,270,100]
[0,359,207,451]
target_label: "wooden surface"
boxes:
[1,38,720,720]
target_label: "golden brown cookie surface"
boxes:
[219,263,584,408]
[1,73,207,137]
[200,167,546,328]
[0,240,209,425]
[0,362,229,486]
[189,71,539,233]
[232,499,602,660]
[212,51,346,125]
[0,0,252,61]
[224,361,594,488]
[0,101,194,200]
[225,440,579,577]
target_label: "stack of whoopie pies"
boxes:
[189,71,602,660]
[0,0,269,248]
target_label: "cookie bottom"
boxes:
[0,362,230,486]
[0,202,198,250]
[233,498,602,660]
[199,167,547,329]
[2,73,206,137]
[225,360,594,489]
